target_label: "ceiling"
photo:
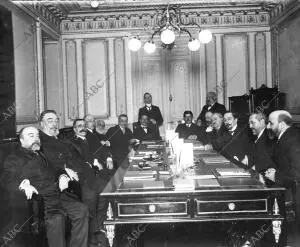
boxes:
[12,0,284,20]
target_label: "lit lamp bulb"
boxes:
[128,37,141,52]
[199,30,213,44]
[188,39,200,51]
[144,41,156,53]
[161,27,175,45]
[90,0,99,8]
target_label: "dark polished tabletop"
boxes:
[101,141,285,197]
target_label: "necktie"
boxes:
[147,107,151,111]
[143,127,147,133]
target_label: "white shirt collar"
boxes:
[278,126,290,140]
[87,128,93,133]
[76,135,86,141]
[146,104,152,108]
[230,124,238,132]
[255,128,265,142]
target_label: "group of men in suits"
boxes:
[1,89,300,247]
[175,92,300,195]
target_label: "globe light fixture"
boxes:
[90,0,99,8]
[199,29,213,44]
[160,27,176,45]
[128,37,141,52]
[188,39,201,51]
[144,41,156,54]
[128,5,212,53]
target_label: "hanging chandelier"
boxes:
[128,5,213,53]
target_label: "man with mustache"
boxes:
[39,110,81,197]
[70,118,112,245]
[1,126,89,247]
[248,112,276,173]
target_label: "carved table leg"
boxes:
[105,224,115,247]
[272,220,282,243]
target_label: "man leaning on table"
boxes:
[265,110,300,189]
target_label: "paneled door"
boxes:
[131,41,202,135]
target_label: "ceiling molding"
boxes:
[11,0,293,34]
[61,10,270,34]
[13,2,61,34]
[269,0,300,27]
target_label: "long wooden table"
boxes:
[101,141,285,246]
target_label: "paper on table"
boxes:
[216,168,251,177]
[196,179,220,187]
[143,180,165,189]
[174,178,195,190]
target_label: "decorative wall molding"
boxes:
[270,0,300,27]
[61,11,270,33]
[15,3,61,35]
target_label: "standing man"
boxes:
[1,126,89,247]
[197,91,226,125]
[248,112,276,172]
[138,92,164,127]
[106,114,136,167]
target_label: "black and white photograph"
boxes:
[1,0,300,246]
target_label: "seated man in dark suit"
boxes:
[95,119,107,137]
[84,115,111,166]
[71,119,112,245]
[106,114,136,167]
[197,91,226,125]
[1,126,88,247]
[265,110,300,246]
[210,112,250,164]
[138,92,163,127]
[39,110,98,244]
[207,112,228,146]
[248,112,276,173]
[84,115,110,147]
[175,111,207,143]
[133,114,161,141]
[265,110,300,189]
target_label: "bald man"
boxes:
[265,110,300,188]
[1,126,88,247]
